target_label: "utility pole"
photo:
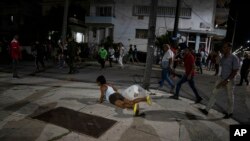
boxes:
[142,0,158,89]
[61,0,69,42]
[173,0,181,47]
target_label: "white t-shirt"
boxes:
[161,49,174,68]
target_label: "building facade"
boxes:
[85,0,229,53]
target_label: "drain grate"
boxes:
[32,107,116,138]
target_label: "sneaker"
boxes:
[223,113,233,119]
[146,96,152,105]
[195,97,203,104]
[133,104,138,115]
[169,95,179,100]
[198,108,208,115]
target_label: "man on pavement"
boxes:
[199,42,240,119]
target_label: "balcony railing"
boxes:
[85,16,115,24]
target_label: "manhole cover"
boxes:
[32,107,117,138]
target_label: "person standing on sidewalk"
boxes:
[199,42,240,119]
[9,35,22,78]
[236,53,250,86]
[96,75,152,116]
[159,44,175,93]
[169,46,203,103]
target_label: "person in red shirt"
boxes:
[169,47,203,103]
[10,35,22,78]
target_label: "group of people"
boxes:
[97,43,140,69]
[158,42,248,119]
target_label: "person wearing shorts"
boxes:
[96,75,152,116]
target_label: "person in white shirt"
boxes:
[159,44,175,93]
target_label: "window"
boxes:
[96,6,112,16]
[135,29,148,39]
[133,6,191,18]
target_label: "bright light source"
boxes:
[247,40,250,43]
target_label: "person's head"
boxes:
[221,42,232,55]
[183,46,192,55]
[96,75,106,85]
[163,44,170,52]
[134,45,137,49]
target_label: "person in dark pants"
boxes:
[98,47,108,69]
[237,53,250,86]
[195,51,203,74]
[10,35,22,78]
[67,37,78,74]
[169,47,203,104]
[32,41,45,71]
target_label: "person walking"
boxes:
[32,41,45,72]
[158,44,175,93]
[169,46,203,103]
[236,53,250,86]
[67,37,78,74]
[128,45,134,64]
[98,46,108,69]
[199,42,240,119]
[9,35,22,78]
[133,45,140,63]
[118,43,125,68]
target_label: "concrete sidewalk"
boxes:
[0,70,238,141]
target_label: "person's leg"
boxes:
[238,72,244,85]
[164,69,175,88]
[174,75,187,97]
[188,77,202,100]
[12,59,18,77]
[245,71,249,85]
[226,81,234,115]
[205,79,222,112]
[159,69,165,87]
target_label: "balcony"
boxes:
[85,16,115,25]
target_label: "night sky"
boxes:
[227,0,250,47]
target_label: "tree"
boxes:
[142,0,158,90]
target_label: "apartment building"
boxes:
[85,0,229,52]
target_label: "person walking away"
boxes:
[169,46,203,103]
[67,37,78,74]
[128,45,134,64]
[236,53,250,86]
[199,42,240,119]
[32,41,45,72]
[98,46,108,69]
[10,35,22,78]
[158,44,175,93]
